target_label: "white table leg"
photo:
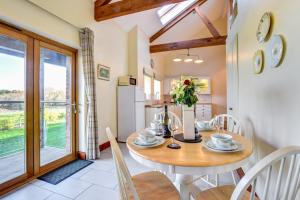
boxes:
[175,174,193,200]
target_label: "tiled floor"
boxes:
[0,147,68,184]
[1,143,234,200]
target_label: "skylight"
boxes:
[157,0,197,25]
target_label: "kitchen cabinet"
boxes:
[196,104,212,121]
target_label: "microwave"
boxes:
[118,76,136,86]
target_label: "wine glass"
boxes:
[167,117,181,149]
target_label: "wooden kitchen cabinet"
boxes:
[196,104,212,121]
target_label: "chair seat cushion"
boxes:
[131,171,180,200]
[196,185,258,200]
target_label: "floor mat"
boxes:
[38,159,93,185]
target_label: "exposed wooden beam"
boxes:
[194,7,220,37]
[150,36,227,53]
[95,0,187,21]
[94,0,112,7]
[150,0,207,43]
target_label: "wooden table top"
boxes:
[127,131,253,167]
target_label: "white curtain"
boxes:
[80,28,99,160]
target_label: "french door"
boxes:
[0,25,77,195]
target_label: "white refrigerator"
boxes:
[117,86,145,142]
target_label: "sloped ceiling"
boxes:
[26,0,227,45]
[113,0,227,44]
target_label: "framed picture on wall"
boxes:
[97,64,110,81]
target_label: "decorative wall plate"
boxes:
[256,12,272,43]
[270,34,284,68]
[253,50,264,74]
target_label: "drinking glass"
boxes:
[167,117,181,149]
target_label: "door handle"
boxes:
[71,102,77,114]
[229,107,233,111]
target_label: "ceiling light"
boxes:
[173,49,202,64]
[184,58,193,63]
[173,58,182,62]
[194,59,204,64]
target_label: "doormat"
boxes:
[38,159,93,185]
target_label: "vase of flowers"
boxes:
[170,79,200,140]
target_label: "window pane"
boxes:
[154,79,161,100]
[0,34,26,183]
[40,47,72,166]
[144,75,152,100]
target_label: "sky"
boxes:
[0,53,67,91]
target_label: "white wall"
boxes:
[227,0,300,198]
[88,21,128,145]
[0,0,80,48]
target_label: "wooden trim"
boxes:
[36,41,77,173]
[33,39,40,175]
[194,7,220,37]
[99,141,111,151]
[0,26,34,194]
[150,36,227,53]
[95,0,112,7]
[94,0,187,21]
[26,37,35,178]
[150,0,207,43]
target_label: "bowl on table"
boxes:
[195,120,214,131]
[210,133,233,148]
[138,130,157,144]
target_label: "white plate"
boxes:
[203,138,243,153]
[256,12,272,43]
[270,34,284,68]
[133,137,165,148]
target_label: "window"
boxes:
[157,0,197,25]
[154,79,161,100]
[144,75,152,100]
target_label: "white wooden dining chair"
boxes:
[199,114,242,187]
[105,127,180,200]
[196,146,300,200]
[212,114,242,135]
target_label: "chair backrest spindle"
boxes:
[262,165,272,200]
[106,127,140,200]
[231,146,300,200]
[274,158,286,200]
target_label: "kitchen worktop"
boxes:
[145,102,212,108]
[145,102,176,108]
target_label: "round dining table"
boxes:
[126,130,253,200]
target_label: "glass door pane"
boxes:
[39,47,72,166]
[0,34,26,183]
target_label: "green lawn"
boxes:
[0,122,66,157]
